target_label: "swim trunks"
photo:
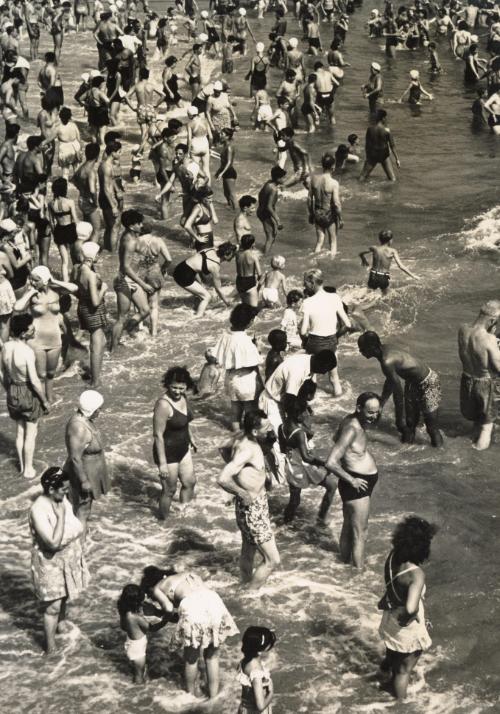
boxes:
[124,635,147,661]
[236,275,257,293]
[306,333,337,355]
[137,103,157,125]
[404,368,441,416]
[368,269,390,291]
[316,90,334,108]
[338,467,378,502]
[460,373,497,424]
[313,207,338,229]
[7,382,44,422]
[113,272,138,299]
[235,492,273,546]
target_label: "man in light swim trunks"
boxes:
[458,300,500,450]
[326,392,381,568]
[125,67,163,146]
[257,165,287,254]
[360,109,400,182]
[358,331,443,447]
[308,152,343,257]
[218,410,280,588]
[313,61,338,126]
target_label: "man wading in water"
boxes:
[360,109,400,182]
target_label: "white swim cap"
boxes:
[0,218,18,233]
[79,389,104,418]
[89,69,102,78]
[201,10,208,18]
[409,69,419,79]
[204,82,214,95]
[371,9,379,15]
[31,265,52,284]
[213,80,223,91]
[77,221,93,241]
[81,240,100,260]
[239,7,246,15]
[271,255,285,269]
[81,72,89,82]
[187,105,199,116]
[289,37,298,48]
[170,23,177,31]
[371,62,381,72]
[256,42,265,52]
[198,32,208,42]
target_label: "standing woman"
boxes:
[71,241,108,388]
[0,218,32,298]
[105,58,123,128]
[134,233,171,338]
[235,234,261,308]
[48,177,78,281]
[29,466,89,652]
[183,185,218,251]
[15,265,77,403]
[86,75,111,145]
[214,128,237,210]
[56,106,81,179]
[207,80,236,145]
[153,366,196,520]
[378,516,437,700]
[64,390,110,540]
[140,565,239,698]
[246,42,269,97]
[186,105,212,183]
[162,55,182,109]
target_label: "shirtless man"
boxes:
[234,195,257,242]
[359,229,420,293]
[257,165,287,254]
[72,142,100,237]
[218,410,280,587]
[308,152,342,257]
[325,392,380,568]
[0,313,49,479]
[94,11,123,70]
[314,61,338,126]
[185,44,203,99]
[125,67,163,146]
[276,69,300,126]
[110,209,152,350]
[280,127,311,188]
[458,301,500,450]
[149,128,177,220]
[98,140,122,252]
[360,109,400,182]
[1,71,22,126]
[0,123,20,193]
[14,135,44,189]
[358,331,443,447]
[37,52,63,106]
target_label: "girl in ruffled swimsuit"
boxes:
[237,626,276,713]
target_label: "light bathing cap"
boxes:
[79,389,104,418]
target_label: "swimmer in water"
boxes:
[196,348,222,398]
[359,229,420,294]
[399,69,433,105]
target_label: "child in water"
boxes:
[359,229,420,294]
[399,69,433,105]
[280,288,303,349]
[237,626,276,714]
[265,328,287,380]
[253,89,273,131]
[117,584,170,684]
[427,42,442,74]
[196,347,222,397]
[0,264,15,344]
[261,256,287,307]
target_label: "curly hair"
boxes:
[391,516,438,565]
[162,366,195,391]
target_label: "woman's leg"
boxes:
[45,347,62,403]
[148,291,159,337]
[159,466,179,520]
[183,645,200,695]
[203,644,220,698]
[177,451,196,503]
[23,421,39,479]
[56,597,71,633]
[223,178,237,210]
[284,485,301,522]
[185,281,211,317]
[230,400,243,432]
[15,419,26,472]
[34,348,48,398]
[43,597,63,653]
[132,657,147,684]
[317,474,337,524]
[58,244,70,282]
[111,289,132,351]
[200,150,211,185]
[393,651,421,699]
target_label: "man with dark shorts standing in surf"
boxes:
[308,153,343,257]
[360,109,400,182]
[257,165,287,254]
[458,301,500,450]
[326,392,381,569]
[218,410,280,588]
[313,61,338,126]
[358,332,443,447]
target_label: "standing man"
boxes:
[257,165,287,254]
[98,139,122,252]
[357,331,443,447]
[308,153,343,257]
[326,392,381,568]
[360,109,400,182]
[313,61,338,127]
[72,142,100,238]
[218,410,281,588]
[458,301,500,450]
[300,269,351,397]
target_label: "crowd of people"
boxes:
[0,0,499,708]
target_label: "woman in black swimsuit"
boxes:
[235,233,261,307]
[48,177,78,281]
[183,186,218,252]
[86,75,110,145]
[214,128,237,210]
[106,59,123,127]
[172,242,236,318]
[246,43,269,97]
[162,56,182,108]
[152,366,196,520]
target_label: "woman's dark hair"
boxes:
[216,241,237,261]
[140,565,176,593]
[192,185,213,202]
[240,233,255,250]
[59,106,72,123]
[335,144,349,164]
[239,195,256,211]
[242,626,276,662]
[40,466,68,495]
[165,55,178,67]
[52,177,68,198]
[10,312,33,337]
[117,584,144,625]
[121,209,143,228]
[347,133,358,145]
[85,142,100,161]
[230,303,258,330]
[391,516,438,565]
[286,289,303,306]
[91,75,105,88]
[162,366,195,390]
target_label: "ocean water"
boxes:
[1,3,500,713]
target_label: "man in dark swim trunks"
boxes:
[325,392,381,569]
[359,229,420,294]
[257,165,287,254]
[358,331,443,447]
[360,109,400,182]
[98,139,122,251]
[458,301,500,450]
[313,61,338,126]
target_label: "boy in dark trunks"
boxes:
[359,229,420,293]
[257,165,287,254]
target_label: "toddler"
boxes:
[265,328,287,380]
[261,256,287,307]
[280,289,303,349]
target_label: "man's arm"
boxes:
[387,128,400,167]
[66,421,92,491]
[217,443,254,503]
[486,334,500,374]
[336,297,351,329]
[102,163,119,214]
[392,250,419,279]
[380,360,405,431]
